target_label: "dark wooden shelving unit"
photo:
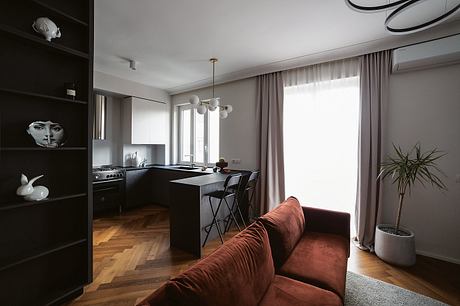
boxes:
[0,193,87,211]
[40,285,86,306]
[0,87,88,104]
[0,24,89,59]
[1,147,87,151]
[0,0,93,304]
[0,238,87,273]
[31,0,89,27]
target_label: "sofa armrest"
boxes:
[302,206,350,246]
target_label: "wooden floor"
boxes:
[70,205,460,306]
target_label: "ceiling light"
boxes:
[129,59,137,70]
[188,58,233,119]
[345,0,460,35]
[197,104,207,115]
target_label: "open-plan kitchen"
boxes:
[1,1,460,305]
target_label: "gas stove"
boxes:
[92,166,125,182]
[92,166,126,215]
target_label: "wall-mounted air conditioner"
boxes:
[392,34,460,73]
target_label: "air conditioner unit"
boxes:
[392,34,460,73]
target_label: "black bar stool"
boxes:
[224,170,259,232]
[202,173,243,247]
[245,170,260,221]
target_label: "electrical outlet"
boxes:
[231,158,241,164]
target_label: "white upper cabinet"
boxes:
[123,96,168,144]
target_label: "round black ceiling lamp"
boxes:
[345,0,409,12]
[345,0,460,35]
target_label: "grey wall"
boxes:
[93,71,171,166]
[94,71,170,103]
[382,63,460,263]
[93,96,123,166]
[171,77,258,170]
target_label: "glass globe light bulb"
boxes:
[197,104,207,114]
[219,110,228,119]
[189,95,200,105]
[208,105,217,111]
[209,98,219,108]
[225,105,233,113]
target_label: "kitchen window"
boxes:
[178,104,219,165]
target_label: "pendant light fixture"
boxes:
[345,0,460,35]
[189,58,233,119]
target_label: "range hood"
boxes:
[93,93,107,140]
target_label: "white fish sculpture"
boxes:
[16,174,49,201]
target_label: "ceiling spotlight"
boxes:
[129,59,137,70]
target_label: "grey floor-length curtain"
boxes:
[256,72,285,214]
[354,50,391,251]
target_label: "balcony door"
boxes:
[283,76,360,236]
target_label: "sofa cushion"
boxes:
[259,275,342,306]
[164,221,274,306]
[259,196,305,267]
[278,231,348,300]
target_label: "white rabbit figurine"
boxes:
[16,174,49,201]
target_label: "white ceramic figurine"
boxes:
[32,17,62,42]
[16,174,49,201]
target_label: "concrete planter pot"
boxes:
[375,224,416,267]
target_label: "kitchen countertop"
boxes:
[122,164,215,174]
[122,165,249,186]
[170,172,230,186]
[170,170,250,187]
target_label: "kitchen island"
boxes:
[123,165,213,209]
[170,170,251,257]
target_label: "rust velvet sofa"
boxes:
[139,197,350,306]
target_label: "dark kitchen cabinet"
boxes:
[125,169,152,208]
[125,167,209,208]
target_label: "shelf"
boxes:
[0,238,87,273]
[0,193,87,211]
[42,286,84,306]
[31,0,89,27]
[0,87,87,104]
[1,147,87,151]
[0,24,89,59]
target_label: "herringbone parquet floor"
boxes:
[70,205,460,306]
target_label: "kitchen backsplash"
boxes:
[93,143,165,167]
[123,144,154,167]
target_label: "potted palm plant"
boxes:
[375,143,446,266]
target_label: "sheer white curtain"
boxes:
[283,58,359,236]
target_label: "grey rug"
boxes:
[345,271,448,306]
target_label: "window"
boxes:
[179,105,219,165]
[283,76,359,236]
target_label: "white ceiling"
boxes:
[94,0,460,94]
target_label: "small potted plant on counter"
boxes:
[375,143,446,266]
[216,158,229,172]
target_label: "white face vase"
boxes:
[27,121,66,148]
